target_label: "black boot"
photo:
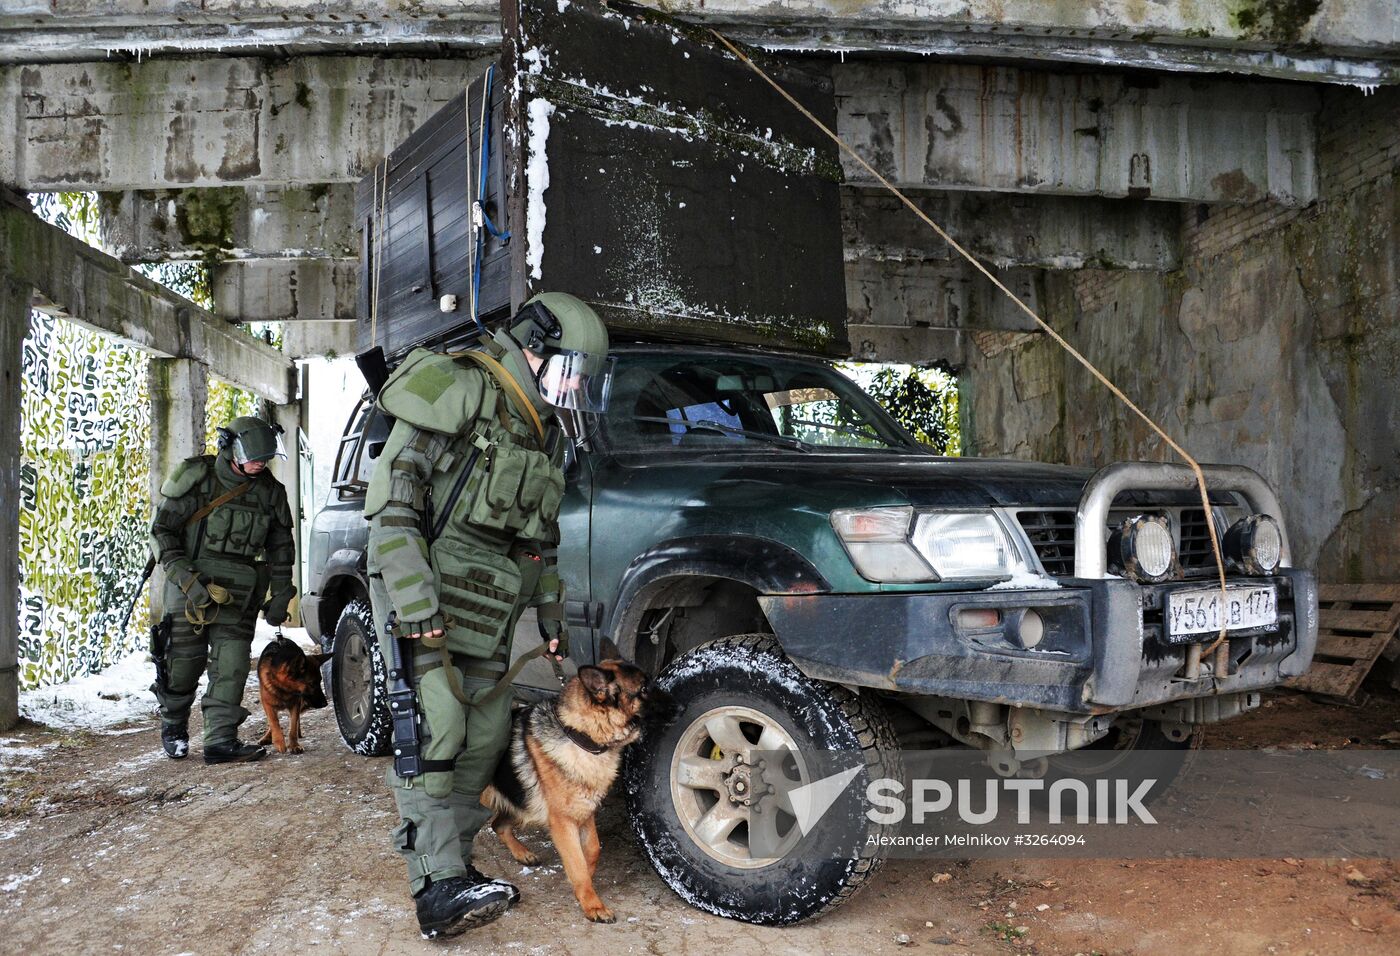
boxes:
[161,723,189,760]
[466,864,521,907]
[414,875,511,938]
[203,739,267,764]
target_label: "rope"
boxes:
[709,30,1232,655]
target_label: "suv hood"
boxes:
[614,450,1221,510]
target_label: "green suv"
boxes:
[304,341,1317,925]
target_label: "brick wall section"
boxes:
[1071,270,1117,313]
[1318,86,1400,201]
[1182,86,1400,263]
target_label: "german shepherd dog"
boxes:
[482,637,675,923]
[256,636,330,754]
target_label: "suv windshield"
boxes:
[602,352,917,453]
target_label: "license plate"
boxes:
[1166,585,1278,641]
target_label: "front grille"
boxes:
[1177,509,1215,569]
[1016,510,1076,576]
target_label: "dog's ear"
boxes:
[577,665,615,703]
[598,636,623,662]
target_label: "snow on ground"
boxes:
[18,653,161,733]
[17,623,313,734]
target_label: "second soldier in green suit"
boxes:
[149,416,298,764]
[365,293,611,938]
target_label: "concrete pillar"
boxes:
[148,358,209,604]
[269,395,305,615]
[0,278,31,730]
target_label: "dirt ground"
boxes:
[3,685,1399,956]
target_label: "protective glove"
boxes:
[263,585,297,626]
[399,612,447,643]
[175,568,212,608]
[537,607,567,660]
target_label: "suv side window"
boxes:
[332,400,391,498]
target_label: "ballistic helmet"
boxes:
[217,416,286,465]
[491,293,612,413]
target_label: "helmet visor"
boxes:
[231,428,287,465]
[537,352,615,413]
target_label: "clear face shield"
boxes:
[536,351,616,413]
[228,427,287,466]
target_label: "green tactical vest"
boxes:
[167,455,283,563]
[370,347,566,548]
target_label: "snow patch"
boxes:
[986,570,1063,591]
[1,866,39,894]
[18,653,159,732]
[16,621,310,734]
[525,99,556,282]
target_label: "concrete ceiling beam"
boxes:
[0,1,1396,85]
[211,258,358,324]
[0,192,293,404]
[843,188,1181,271]
[846,257,1044,336]
[0,55,491,190]
[836,62,1320,205]
[5,54,1319,203]
[281,320,357,361]
[99,184,356,263]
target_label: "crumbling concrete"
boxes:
[963,86,1400,581]
[99,185,356,264]
[211,259,357,324]
[0,197,293,404]
[842,189,1182,272]
[0,56,491,190]
[3,0,1397,86]
[835,62,1319,205]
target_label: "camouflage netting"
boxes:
[18,313,152,690]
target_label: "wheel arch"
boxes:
[607,535,829,674]
[316,548,370,650]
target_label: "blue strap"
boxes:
[471,64,510,330]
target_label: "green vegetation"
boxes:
[842,362,961,455]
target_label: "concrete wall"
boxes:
[963,87,1400,582]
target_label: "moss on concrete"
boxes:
[173,187,242,259]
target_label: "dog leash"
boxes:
[439,639,564,706]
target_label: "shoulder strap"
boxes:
[451,349,546,443]
[183,480,256,529]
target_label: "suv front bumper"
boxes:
[758,568,1317,714]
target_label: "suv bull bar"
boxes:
[1075,462,1291,578]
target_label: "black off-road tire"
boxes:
[330,598,392,756]
[624,634,901,926]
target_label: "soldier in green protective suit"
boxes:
[149,416,298,765]
[365,293,610,939]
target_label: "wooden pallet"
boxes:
[1286,584,1400,700]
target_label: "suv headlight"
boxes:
[1224,514,1282,575]
[831,507,1026,583]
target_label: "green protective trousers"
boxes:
[151,561,264,746]
[371,548,543,894]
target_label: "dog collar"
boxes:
[560,721,609,755]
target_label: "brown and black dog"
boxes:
[256,635,330,754]
[482,637,675,923]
